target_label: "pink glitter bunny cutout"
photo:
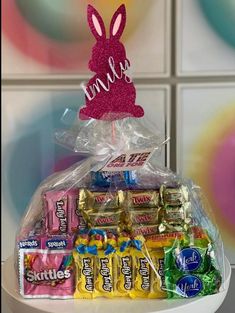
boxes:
[79,4,144,121]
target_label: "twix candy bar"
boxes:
[126,190,159,208]
[79,189,123,212]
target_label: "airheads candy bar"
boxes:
[19,249,74,299]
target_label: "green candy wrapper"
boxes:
[165,269,222,298]
[164,245,214,274]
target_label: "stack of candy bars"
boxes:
[17,174,222,299]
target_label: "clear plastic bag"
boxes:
[14,1,225,301]
[15,116,225,300]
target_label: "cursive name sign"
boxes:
[81,56,132,101]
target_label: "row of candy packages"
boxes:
[17,189,81,298]
[73,228,222,299]
[18,185,190,251]
[73,229,166,299]
[18,225,220,299]
[79,185,191,236]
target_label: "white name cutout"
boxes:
[101,148,155,172]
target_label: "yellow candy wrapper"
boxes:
[145,232,185,249]
[73,250,94,299]
[115,250,133,297]
[130,248,151,298]
[148,249,167,299]
[94,251,115,298]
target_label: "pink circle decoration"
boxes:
[211,130,235,229]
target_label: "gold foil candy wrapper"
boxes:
[126,190,159,208]
[130,249,151,298]
[158,222,186,234]
[129,208,159,225]
[79,189,121,212]
[160,185,189,206]
[132,224,159,237]
[158,202,192,233]
[89,210,123,227]
[94,251,115,298]
[149,249,167,298]
[73,251,94,299]
[159,206,185,225]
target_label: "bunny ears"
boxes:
[87,4,126,41]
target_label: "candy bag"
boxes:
[14,3,225,301]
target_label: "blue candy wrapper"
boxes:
[91,171,137,187]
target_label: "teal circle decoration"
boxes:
[199,0,235,48]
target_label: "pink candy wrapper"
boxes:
[44,190,68,235]
[19,249,74,299]
[44,189,85,235]
[67,189,80,233]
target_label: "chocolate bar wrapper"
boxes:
[160,185,189,206]
[88,210,124,227]
[79,189,121,212]
[164,245,213,274]
[126,190,159,208]
[129,208,159,225]
[132,224,159,237]
[165,269,222,298]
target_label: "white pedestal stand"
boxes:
[2,255,231,313]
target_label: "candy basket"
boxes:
[2,256,231,313]
[4,3,231,312]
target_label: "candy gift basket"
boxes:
[13,3,227,306]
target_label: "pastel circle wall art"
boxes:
[2,91,85,219]
[199,0,235,48]
[2,0,151,71]
[186,105,235,249]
